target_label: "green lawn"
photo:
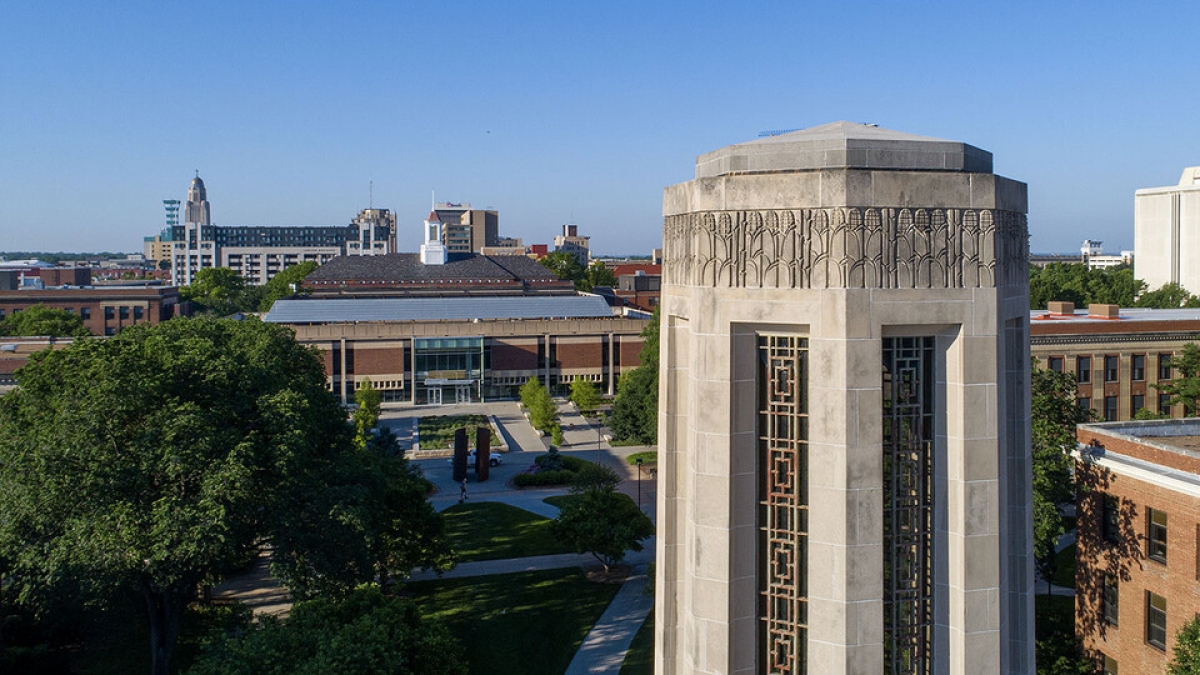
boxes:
[441,501,573,562]
[1052,542,1077,588]
[625,451,657,466]
[408,568,622,675]
[419,414,490,448]
[620,611,654,675]
[544,492,639,511]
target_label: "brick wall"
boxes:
[492,341,538,370]
[1076,432,1200,674]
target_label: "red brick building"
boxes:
[0,284,185,336]
[1076,420,1200,674]
[266,295,648,405]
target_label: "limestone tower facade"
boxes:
[655,122,1033,674]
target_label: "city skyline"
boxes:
[2,1,1198,255]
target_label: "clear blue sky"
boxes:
[2,1,1196,256]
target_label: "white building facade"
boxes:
[1134,167,1200,293]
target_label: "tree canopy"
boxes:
[1031,362,1090,588]
[551,488,653,572]
[179,267,256,316]
[0,304,90,337]
[1170,614,1200,674]
[1028,263,1142,310]
[188,586,466,675]
[1136,282,1200,309]
[609,308,659,445]
[1155,342,1200,415]
[0,317,415,674]
[257,261,318,312]
[569,376,602,413]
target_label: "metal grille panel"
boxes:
[757,335,808,675]
[883,336,935,675]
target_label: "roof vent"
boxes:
[1047,301,1075,315]
[1088,304,1120,319]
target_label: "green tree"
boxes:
[586,261,617,290]
[188,586,466,675]
[609,308,659,445]
[0,318,381,675]
[1155,343,1200,415]
[569,376,602,413]
[520,377,560,438]
[1170,614,1200,674]
[1031,363,1090,592]
[539,251,588,290]
[258,261,318,312]
[0,304,90,337]
[353,378,383,450]
[551,488,653,572]
[1137,282,1200,309]
[180,267,255,315]
[1028,263,1144,310]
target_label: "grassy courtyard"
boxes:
[441,501,573,562]
[407,568,622,675]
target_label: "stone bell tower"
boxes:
[655,122,1033,675]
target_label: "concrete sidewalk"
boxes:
[408,538,655,582]
[564,569,653,675]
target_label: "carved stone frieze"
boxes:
[663,207,1028,290]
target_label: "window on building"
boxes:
[1160,393,1174,416]
[1132,354,1146,381]
[119,307,129,319]
[1103,494,1120,543]
[104,307,114,320]
[133,306,144,320]
[1104,396,1118,421]
[1159,354,1173,380]
[1131,394,1145,417]
[104,327,115,336]
[1078,397,1091,413]
[1148,508,1168,563]
[0,309,6,320]
[1103,655,1118,675]
[1147,592,1167,650]
[1103,574,1119,626]
[1048,356,1064,373]
[1104,355,1119,382]
[1077,356,1092,384]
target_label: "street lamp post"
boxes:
[636,457,644,509]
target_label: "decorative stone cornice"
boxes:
[663,206,1028,290]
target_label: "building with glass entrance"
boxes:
[413,336,485,405]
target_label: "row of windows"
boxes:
[1079,393,1173,421]
[1047,353,1173,384]
[1099,584,1168,654]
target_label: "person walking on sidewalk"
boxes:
[459,477,468,504]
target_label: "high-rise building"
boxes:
[554,224,591,266]
[433,202,499,253]
[166,175,397,286]
[656,122,1033,674]
[1134,167,1200,294]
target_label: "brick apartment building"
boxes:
[1031,302,1200,421]
[1076,419,1200,674]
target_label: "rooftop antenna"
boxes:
[369,180,373,209]
[431,190,435,210]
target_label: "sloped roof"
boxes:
[305,253,564,285]
[696,121,992,177]
[264,294,614,324]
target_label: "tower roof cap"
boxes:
[695,121,993,177]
